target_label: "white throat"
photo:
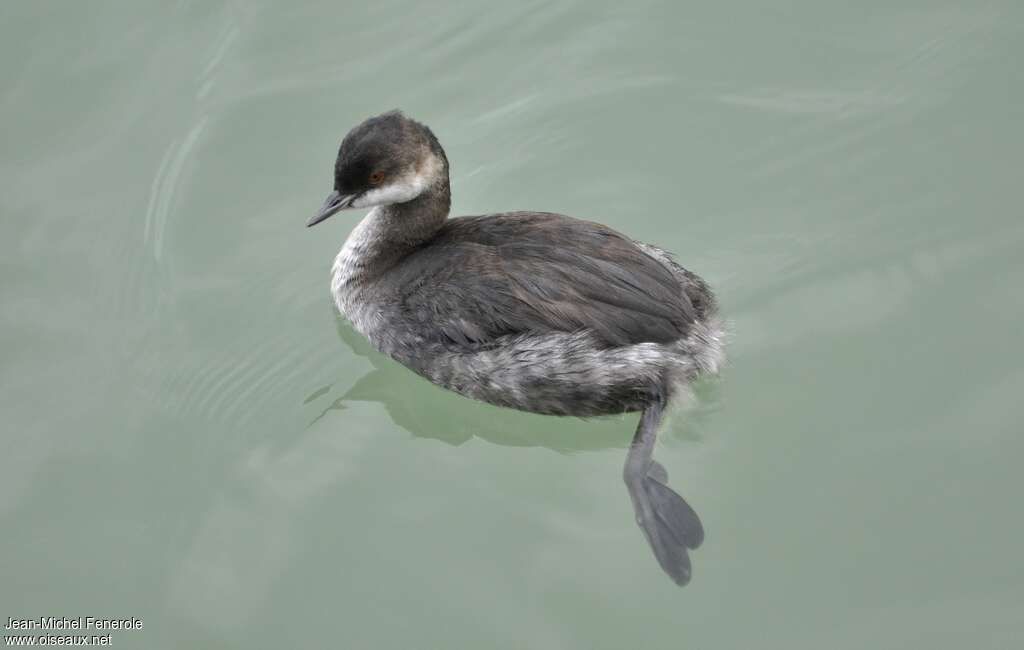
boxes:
[331,207,386,314]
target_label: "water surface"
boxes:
[2,1,1023,648]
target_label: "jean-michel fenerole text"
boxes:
[5,617,143,631]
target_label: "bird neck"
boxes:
[333,181,451,289]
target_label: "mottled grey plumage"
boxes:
[309,110,725,585]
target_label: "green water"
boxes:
[3,1,1023,648]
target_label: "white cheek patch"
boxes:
[351,173,429,209]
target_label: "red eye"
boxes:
[369,170,385,185]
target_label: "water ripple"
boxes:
[147,116,209,262]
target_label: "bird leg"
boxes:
[623,396,704,586]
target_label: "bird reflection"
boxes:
[307,317,708,585]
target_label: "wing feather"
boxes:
[393,212,694,347]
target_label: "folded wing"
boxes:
[392,212,695,348]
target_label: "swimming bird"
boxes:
[308,110,725,585]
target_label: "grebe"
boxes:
[308,110,725,585]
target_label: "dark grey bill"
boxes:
[307,191,356,227]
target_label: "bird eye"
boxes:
[369,170,385,185]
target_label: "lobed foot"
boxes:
[624,399,704,586]
[626,460,704,586]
